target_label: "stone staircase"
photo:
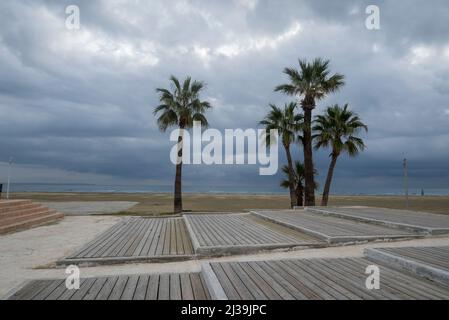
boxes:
[0,200,64,235]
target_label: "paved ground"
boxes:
[251,210,418,243]
[61,217,194,265]
[307,206,449,234]
[40,201,138,215]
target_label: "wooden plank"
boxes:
[122,219,153,256]
[237,262,282,299]
[83,277,108,300]
[95,276,119,300]
[158,274,170,300]
[246,261,296,300]
[120,275,139,300]
[146,274,160,300]
[8,280,53,300]
[155,219,168,256]
[70,278,97,300]
[219,263,254,299]
[45,280,72,300]
[146,218,164,256]
[210,263,241,300]
[132,219,156,256]
[169,219,177,255]
[277,260,336,300]
[58,278,88,300]
[86,219,136,258]
[133,275,150,300]
[190,273,208,300]
[170,274,182,300]
[32,279,65,300]
[175,220,185,255]
[108,276,128,300]
[69,220,126,258]
[251,261,308,299]
[180,273,194,300]
[229,262,267,299]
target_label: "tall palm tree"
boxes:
[260,102,302,208]
[275,58,345,206]
[313,104,368,206]
[154,75,211,213]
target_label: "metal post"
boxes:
[403,158,409,209]
[6,157,12,200]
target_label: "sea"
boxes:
[2,183,449,196]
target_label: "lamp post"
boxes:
[6,157,13,200]
[403,158,409,209]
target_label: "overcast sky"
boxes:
[0,0,448,192]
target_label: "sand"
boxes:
[8,192,449,215]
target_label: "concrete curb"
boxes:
[183,215,202,254]
[364,248,449,287]
[251,210,421,244]
[305,207,445,235]
[200,262,228,300]
[250,210,332,243]
[57,254,196,267]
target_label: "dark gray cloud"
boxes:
[0,0,448,193]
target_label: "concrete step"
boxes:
[0,202,40,214]
[0,200,32,210]
[0,212,64,235]
[0,204,48,218]
[0,208,58,226]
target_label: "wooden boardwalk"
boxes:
[184,214,321,255]
[8,273,210,300]
[365,246,449,287]
[251,210,418,244]
[307,207,449,234]
[209,257,449,300]
[60,217,194,265]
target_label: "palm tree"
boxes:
[154,75,211,213]
[313,104,368,206]
[280,161,305,206]
[260,102,302,208]
[275,58,345,206]
[280,161,319,206]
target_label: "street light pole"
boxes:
[403,158,409,209]
[6,157,13,200]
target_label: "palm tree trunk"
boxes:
[174,126,184,214]
[296,183,304,207]
[321,153,338,206]
[284,144,297,208]
[302,107,316,206]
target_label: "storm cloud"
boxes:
[0,0,448,193]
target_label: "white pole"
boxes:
[403,158,408,209]
[6,157,12,200]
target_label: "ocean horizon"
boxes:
[3,183,449,196]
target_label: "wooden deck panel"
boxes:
[307,207,449,234]
[61,217,194,265]
[184,213,321,254]
[251,210,417,243]
[8,273,210,300]
[210,257,449,300]
[365,246,449,287]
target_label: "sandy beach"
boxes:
[8,192,449,215]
